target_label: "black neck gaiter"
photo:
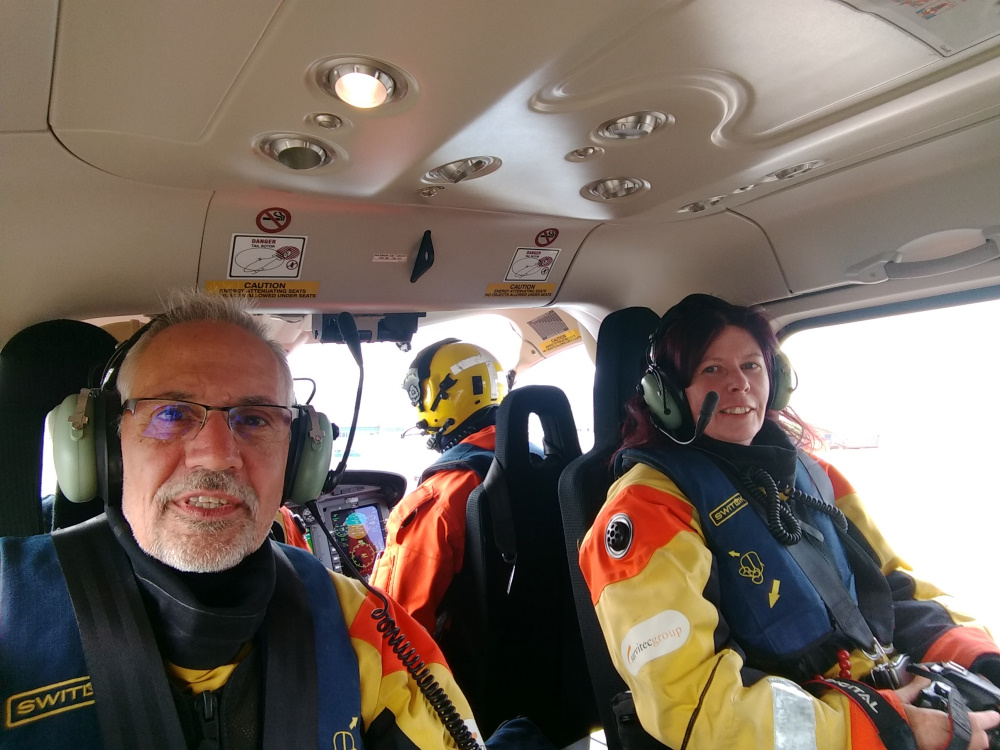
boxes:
[694,418,799,488]
[105,504,275,669]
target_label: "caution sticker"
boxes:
[484,283,556,299]
[526,309,580,352]
[539,330,581,353]
[229,235,306,279]
[205,281,320,299]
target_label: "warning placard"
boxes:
[540,330,581,353]
[229,235,306,279]
[484,283,556,299]
[205,281,320,299]
[505,247,559,282]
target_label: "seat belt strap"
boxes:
[783,531,882,652]
[51,515,187,750]
[261,544,318,749]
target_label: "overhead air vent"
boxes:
[677,196,725,214]
[763,160,824,182]
[597,112,672,140]
[423,156,501,184]
[566,146,605,162]
[584,177,649,201]
[309,113,344,130]
[257,135,335,170]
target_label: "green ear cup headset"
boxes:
[48,321,334,506]
[638,295,796,441]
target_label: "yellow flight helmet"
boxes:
[402,338,507,439]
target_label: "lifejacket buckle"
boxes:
[862,642,912,689]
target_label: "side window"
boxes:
[288,313,594,493]
[781,297,1000,631]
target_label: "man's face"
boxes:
[120,321,290,572]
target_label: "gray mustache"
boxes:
[154,469,260,511]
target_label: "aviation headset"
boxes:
[47,319,334,507]
[638,294,795,440]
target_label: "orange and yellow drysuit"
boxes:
[371,426,495,633]
[579,442,999,749]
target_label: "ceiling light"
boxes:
[763,160,824,181]
[258,135,334,170]
[583,177,649,201]
[314,58,409,109]
[597,112,671,140]
[423,156,501,184]
[566,146,605,162]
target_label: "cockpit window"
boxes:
[287,313,594,493]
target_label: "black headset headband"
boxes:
[647,294,745,371]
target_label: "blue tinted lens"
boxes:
[229,406,292,442]
[141,401,202,440]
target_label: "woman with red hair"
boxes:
[580,294,1000,750]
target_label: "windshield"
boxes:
[288,313,595,493]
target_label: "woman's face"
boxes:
[683,325,769,445]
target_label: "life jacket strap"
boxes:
[805,677,917,750]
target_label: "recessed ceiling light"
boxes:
[258,135,334,170]
[423,156,501,184]
[314,58,409,109]
[597,112,672,140]
[583,177,649,201]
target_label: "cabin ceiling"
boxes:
[2,0,999,343]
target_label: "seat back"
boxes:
[0,320,118,537]
[442,384,591,745]
[557,307,669,750]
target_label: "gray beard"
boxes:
[141,469,262,573]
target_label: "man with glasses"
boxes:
[1,289,552,749]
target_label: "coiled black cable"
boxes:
[736,466,848,546]
[784,483,848,531]
[740,466,801,545]
[370,603,480,749]
[305,500,480,749]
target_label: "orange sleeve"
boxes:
[369,469,481,633]
[276,506,312,551]
[579,483,693,605]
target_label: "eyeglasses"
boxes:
[122,398,293,444]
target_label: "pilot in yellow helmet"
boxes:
[402,338,507,453]
[371,339,507,633]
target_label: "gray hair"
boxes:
[116,288,295,405]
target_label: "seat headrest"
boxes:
[592,307,660,449]
[0,319,118,535]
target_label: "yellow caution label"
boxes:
[540,329,582,353]
[205,281,320,299]
[484,283,556,299]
